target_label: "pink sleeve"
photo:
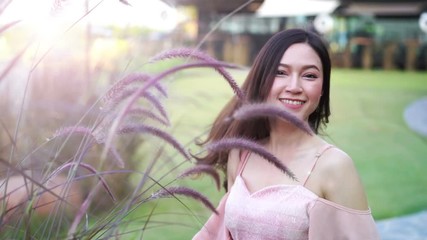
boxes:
[309,199,380,240]
[192,192,232,240]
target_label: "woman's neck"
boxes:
[267,120,323,154]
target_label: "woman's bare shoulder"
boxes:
[318,147,354,172]
[316,147,369,210]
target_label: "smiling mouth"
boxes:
[279,98,306,105]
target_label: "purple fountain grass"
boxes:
[102,88,169,126]
[103,72,167,103]
[150,47,218,63]
[0,1,13,16]
[107,147,125,169]
[177,165,221,191]
[0,20,20,35]
[232,103,313,135]
[123,157,191,209]
[0,178,31,217]
[53,126,100,143]
[140,201,158,238]
[0,1,239,238]
[118,0,131,6]
[103,61,240,159]
[93,141,125,169]
[128,147,165,208]
[128,107,170,126]
[103,74,150,103]
[134,61,240,103]
[141,91,169,121]
[119,124,190,160]
[153,82,168,98]
[54,126,124,168]
[0,119,16,148]
[49,162,116,202]
[150,48,244,99]
[0,159,70,209]
[207,138,297,181]
[101,88,136,113]
[68,182,103,238]
[151,186,217,214]
[0,43,30,83]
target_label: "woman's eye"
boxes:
[277,70,287,76]
[304,74,318,79]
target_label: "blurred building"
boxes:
[172,0,427,70]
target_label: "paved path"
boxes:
[404,97,427,137]
[376,210,427,239]
[376,97,427,239]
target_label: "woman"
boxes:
[193,29,379,239]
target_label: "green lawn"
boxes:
[326,69,427,219]
[125,68,427,239]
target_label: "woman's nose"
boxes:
[285,75,302,93]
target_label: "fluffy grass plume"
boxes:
[150,48,245,99]
[207,138,297,181]
[232,103,313,135]
[119,124,191,160]
[177,164,221,191]
[151,186,217,214]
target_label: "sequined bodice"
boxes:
[224,175,318,240]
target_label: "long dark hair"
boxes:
[197,28,331,171]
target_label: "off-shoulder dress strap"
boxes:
[236,150,251,177]
[303,144,335,186]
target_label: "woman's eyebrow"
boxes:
[278,63,320,71]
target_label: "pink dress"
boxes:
[193,145,379,240]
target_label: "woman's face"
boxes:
[267,43,323,123]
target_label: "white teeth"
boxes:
[281,99,304,105]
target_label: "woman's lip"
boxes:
[279,98,305,109]
[279,98,306,103]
